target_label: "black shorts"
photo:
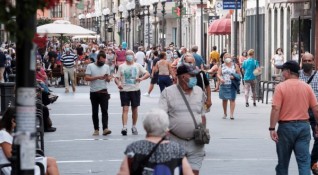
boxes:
[120,90,141,107]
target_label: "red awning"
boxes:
[208,18,231,35]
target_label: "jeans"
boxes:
[158,75,172,92]
[276,122,311,175]
[63,66,75,90]
[309,109,318,167]
[90,92,109,130]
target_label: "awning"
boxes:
[208,18,231,35]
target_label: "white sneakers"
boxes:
[143,92,150,97]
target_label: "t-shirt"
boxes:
[159,85,205,139]
[125,140,185,175]
[242,58,258,81]
[36,68,47,82]
[115,50,126,63]
[272,79,318,121]
[76,47,84,56]
[0,129,12,165]
[60,53,77,68]
[115,63,148,92]
[273,54,284,66]
[209,51,220,64]
[85,63,110,92]
[89,52,97,62]
[135,51,145,66]
[193,53,204,68]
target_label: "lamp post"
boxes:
[146,4,151,48]
[119,4,124,44]
[131,1,136,49]
[200,0,204,60]
[96,11,102,37]
[103,8,110,43]
[126,2,133,48]
[86,13,91,30]
[152,0,159,47]
[177,0,183,47]
[161,0,166,49]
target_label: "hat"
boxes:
[177,64,199,76]
[276,60,300,74]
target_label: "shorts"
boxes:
[169,134,205,171]
[151,73,159,84]
[120,90,141,107]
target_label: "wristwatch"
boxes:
[269,127,275,131]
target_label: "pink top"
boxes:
[36,68,47,82]
[115,50,126,65]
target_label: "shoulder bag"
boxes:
[307,71,317,84]
[177,85,210,144]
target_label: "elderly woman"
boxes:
[217,53,241,120]
[117,108,193,175]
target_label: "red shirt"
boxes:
[36,68,47,82]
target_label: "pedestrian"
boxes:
[271,48,284,74]
[85,52,112,136]
[115,45,126,72]
[0,107,60,175]
[270,60,318,175]
[220,48,227,64]
[135,46,145,67]
[242,49,259,107]
[106,48,116,75]
[114,50,150,136]
[117,108,194,175]
[239,50,248,84]
[0,48,6,83]
[191,45,204,70]
[143,50,159,97]
[299,53,318,174]
[209,46,220,68]
[159,64,206,175]
[217,53,241,120]
[89,48,97,62]
[60,47,77,93]
[152,52,174,92]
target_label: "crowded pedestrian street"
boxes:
[44,81,299,175]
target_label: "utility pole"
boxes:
[178,0,183,47]
[234,0,238,60]
[201,0,204,61]
[12,0,37,174]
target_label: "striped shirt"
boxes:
[61,53,77,68]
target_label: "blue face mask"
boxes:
[126,55,134,62]
[187,77,197,88]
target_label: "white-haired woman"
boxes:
[117,109,194,175]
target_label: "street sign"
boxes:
[208,16,220,26]
[223,0,241,9]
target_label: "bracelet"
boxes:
[269,127,275,131]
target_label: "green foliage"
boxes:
[37,18,54,26]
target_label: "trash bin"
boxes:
[0,82,15,115]
[8,74,16,82]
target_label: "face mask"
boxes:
[225,58,232,63]
[173,54,178,58]
[126,55,134,62]
[97,61,105,67]
[302,63,313,73]
[187,77,197,88]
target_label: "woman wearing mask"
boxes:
[152,52,174,92]
[106,48,116,75]
[217,53,241,120]
[171,50,182,84]
[271,48,284,74]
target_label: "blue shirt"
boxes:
[242,58,259,81]
[122,42,127,50]
[193,53,204,68]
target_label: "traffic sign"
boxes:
[223,0,241,9]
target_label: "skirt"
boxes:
[219,84,236,100]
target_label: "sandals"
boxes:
[230,116,234,120]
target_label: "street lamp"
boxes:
[86,13,91,30]
[151,0,159,47]
[142,0,151,49]
[96,11,102,36]
[200,0,204,60]
[119,4,125,44]
[177,0,183,47]
[112,7,117,43]
[126,2,133,48]
[78,13,84,27]
[161,0,167,49]
[91,12,96,32]
[103,8,110,43]
[130,1,136,49]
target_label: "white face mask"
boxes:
[224,58,232,63]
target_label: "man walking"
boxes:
[114,50,150,136]
[299,53,318,174]
[269,60,318,175]
[135,46,145,67]
[60,47,77,93]
[85,52,112,136]
[159,64,206,175]
[209,46,219,68]
[191,45,204,70]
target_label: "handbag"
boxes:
[253,60,262,76]
[177,85,210,144]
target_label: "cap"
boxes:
[276,60,300,74]
[177,64,199,76]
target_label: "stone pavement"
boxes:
[44,80,303,175]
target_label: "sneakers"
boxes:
[92,130,99,136]
[312,163,318,175]
[222,114,227,119]
[132,127,138,135]
[121,128,127,136]
[103,129,112,136]
[65,89,69,93]
[143,92,150,97]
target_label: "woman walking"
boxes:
[153,52,175,92]
[217,53,241,120]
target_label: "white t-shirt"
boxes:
[85,63,110,92]
[115,63,148,92]
[135,51,145,66]
[273,54,284,66]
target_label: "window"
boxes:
[51,4,63,18]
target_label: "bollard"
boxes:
[0,82,15,115]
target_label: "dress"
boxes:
[125,140,186,174]
[219,63,237,100]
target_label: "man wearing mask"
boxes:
[60,47,78,93]
[85,52,112,136]
[114,50,150,136]
[159,64,206,175]
[299,53,318,174]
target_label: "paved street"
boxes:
[45,79,302,175]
